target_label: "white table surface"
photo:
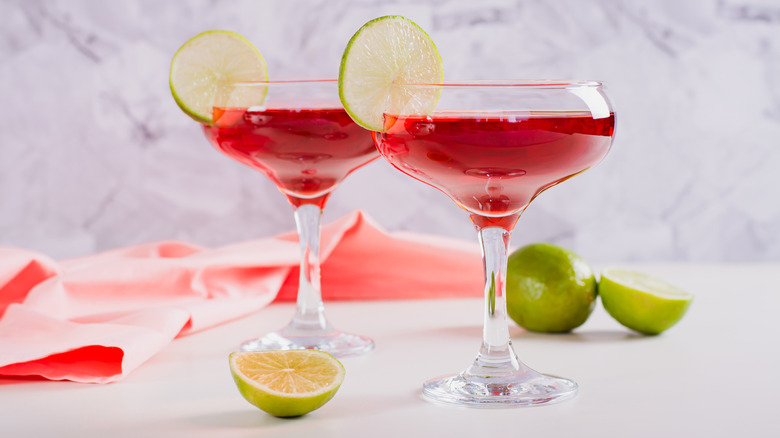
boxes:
[3,263,779,438]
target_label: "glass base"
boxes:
[422,371,577,407]
[240,329,374,358]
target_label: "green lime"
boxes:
[338,15,444,131]
[600,267,693,335]
[169,30,268,124]
[229,350,345,417]
[506,243,597,333]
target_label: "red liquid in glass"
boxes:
[204,107,378,208]
[377,112,615,228]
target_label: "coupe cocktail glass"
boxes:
[203,80,378,357]
[375,81,615,406]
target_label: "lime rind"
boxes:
[338,15,443,131]
[169,30,268,124]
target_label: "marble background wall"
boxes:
[1,0,779,262]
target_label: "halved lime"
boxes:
[169,30,268,124]
[600,267,694,335]
[338,15,444,131]
[229,350,345,417]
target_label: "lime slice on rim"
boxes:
[229,350,345,417]
[338,15,444,131]
[599,267,694,335]
[169,30,268,124]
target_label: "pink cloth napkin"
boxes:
[0,211,482,383]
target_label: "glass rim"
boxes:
[391,80,603,89]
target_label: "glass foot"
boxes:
[240,330,374,358]
[422,371,577,407]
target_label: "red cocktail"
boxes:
[379,111,614,228]
[206,107,377,208]
[204,80,377,356]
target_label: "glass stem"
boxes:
[465,226,523,379]
[287,203,333,334]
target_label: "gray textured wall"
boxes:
[2,0,779,261]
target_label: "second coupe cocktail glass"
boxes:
[375,81,615,406]
[203,80,378,357]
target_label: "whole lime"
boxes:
[506,243,597,333]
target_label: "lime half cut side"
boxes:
[338,15,444,131]
[599,267,694,335]
[229,350,345,417]
[169,30,268,124]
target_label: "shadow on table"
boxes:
[394,324,648,344]
[183,392,415,429]
[513,329,648,343]
[320,391,418,419]
[184,409,299,429]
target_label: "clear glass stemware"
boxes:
[374,80,616,406]
[203,80,378,357]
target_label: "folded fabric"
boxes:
[0,211,482,383]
